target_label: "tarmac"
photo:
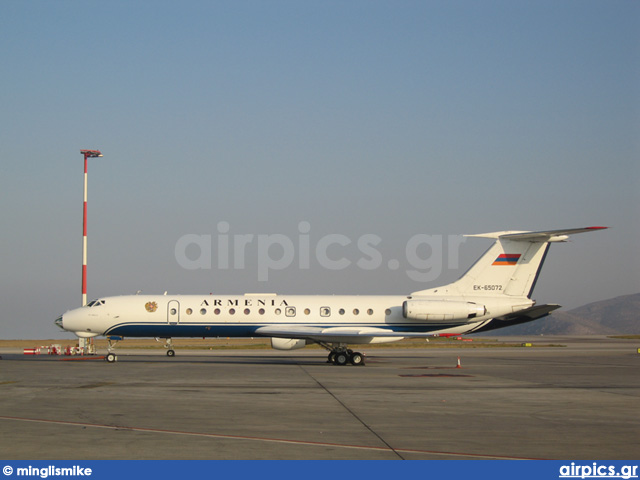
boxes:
[0,336,638,460]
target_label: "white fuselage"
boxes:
[58,293,531,344]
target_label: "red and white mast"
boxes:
[80,150,102,307]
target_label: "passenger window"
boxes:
[285,307,296,317]
[320,307,331,317]
[367,309,373,315]
[339,309,345,315]
[353,309,359,315]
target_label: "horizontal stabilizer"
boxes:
[467,226,608,242]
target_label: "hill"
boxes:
[490,293,640,335]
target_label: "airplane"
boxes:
[54,226,607,365]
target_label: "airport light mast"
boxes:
[80,149,102,353]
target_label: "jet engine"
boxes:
[402,300,486,322]
[271,337,308,350]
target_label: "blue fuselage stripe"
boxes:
[105,323,454,337]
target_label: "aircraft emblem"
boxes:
[145,301,158,313]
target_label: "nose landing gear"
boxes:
[105,336,121,363]
[156,337,175,357]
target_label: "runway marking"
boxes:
[0,414,543,459]
[298,365,405,460]
[62,356,106,361]
[405,366,464,370]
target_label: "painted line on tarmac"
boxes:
[0,414,543,460]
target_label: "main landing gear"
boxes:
[156,337,175,357]
[321,344,365,366]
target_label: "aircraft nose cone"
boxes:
[54,315,64,331]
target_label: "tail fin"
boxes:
[412,227,607,298]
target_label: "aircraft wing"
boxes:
[254,325,408,343]
[255,324,483,343]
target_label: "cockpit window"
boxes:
[86,299,105,307]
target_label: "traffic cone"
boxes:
[456,356,462,369]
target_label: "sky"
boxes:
[1,1,638,339]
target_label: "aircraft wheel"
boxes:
[105,353,117,363]
[350,352,364,366]
[334,352,349,366]
[167,349,176,357]
[327,351,336,364]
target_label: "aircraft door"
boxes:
[167,300,180,325]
